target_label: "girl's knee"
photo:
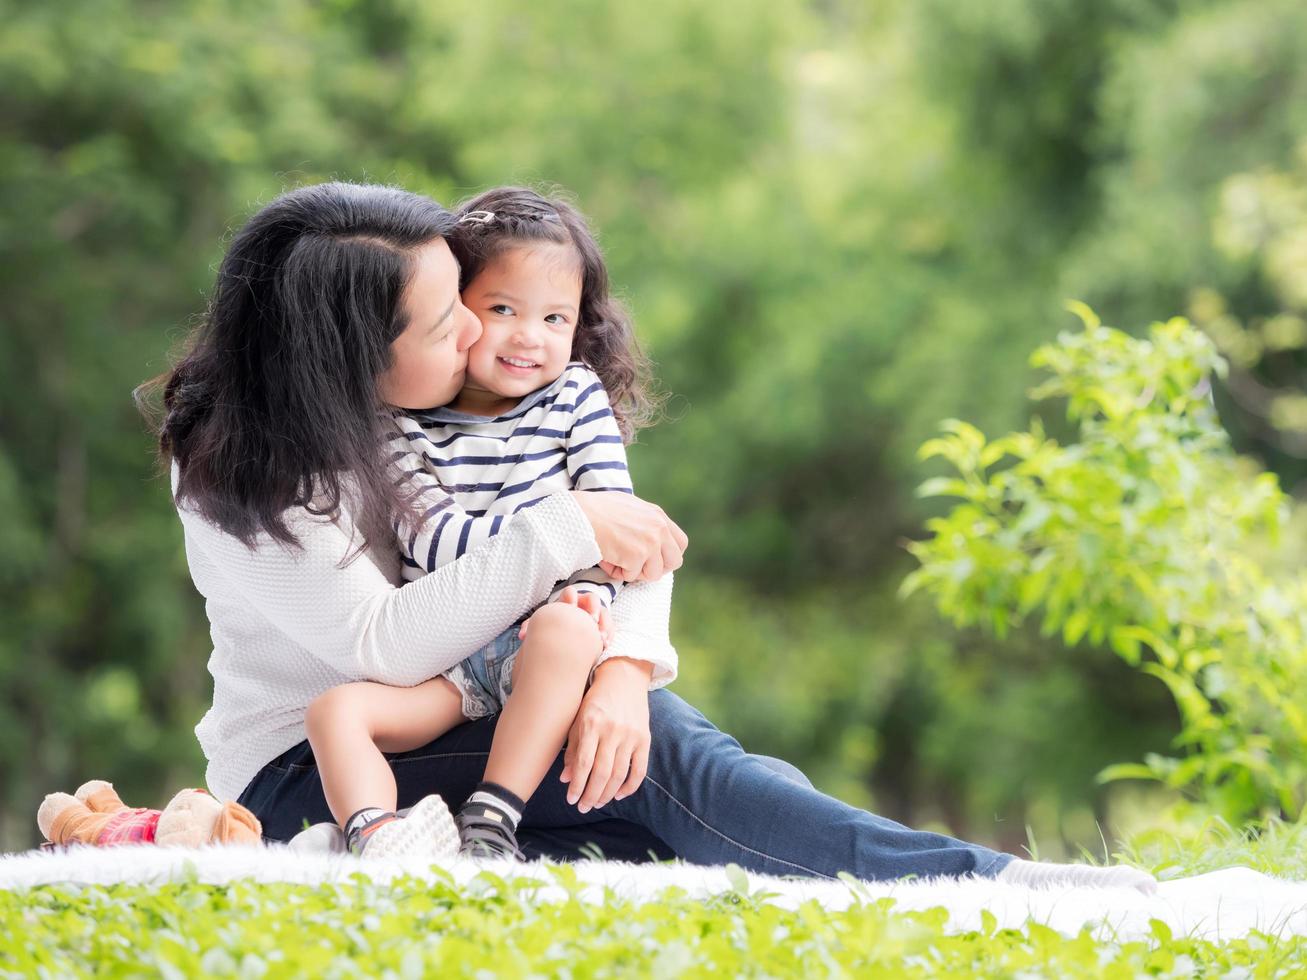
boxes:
[305,683,366,734]
[520,603,603,667]
[525,603,603,647]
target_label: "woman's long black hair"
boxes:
[137,182,456,554]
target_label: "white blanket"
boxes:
[1,846,1303,943]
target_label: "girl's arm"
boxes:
[561,366,632,493]
[388,420,532,573]
[547,364,632,606]
[176,486,600,688]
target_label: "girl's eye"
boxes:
[545,314,568,326]
[489,304,513,316]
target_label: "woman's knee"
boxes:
[644,690,749,779]
[751,754,813,788]
[646,688,707,739]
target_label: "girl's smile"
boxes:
[497,355,543,373]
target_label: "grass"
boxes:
[4,824,1307,978]
[1120,815,1307,880]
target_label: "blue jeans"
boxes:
[238,689,1012,880]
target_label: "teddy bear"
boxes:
[37,780,263,848]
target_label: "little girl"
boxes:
[304,188,673,860]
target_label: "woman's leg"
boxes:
[518,690,1012,881]
[516,749,806,861]
[241,693,920,874]
[304,679,466,827]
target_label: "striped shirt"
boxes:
[390,363,631,607]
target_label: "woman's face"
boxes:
[378,238,482,410]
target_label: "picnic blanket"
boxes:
[2,845,1305,943]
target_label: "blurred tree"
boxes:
[1060,0,1307,483]
[1,0,1301,853]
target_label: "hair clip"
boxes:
[458,210,496,224]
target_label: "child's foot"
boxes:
[997,858,1157,895]
[288,821,347,855]
[345,795,459,860]
[455,799,526,861]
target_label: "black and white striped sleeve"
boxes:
[387,429,531,577]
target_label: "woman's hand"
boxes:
[560,657,654,812]
[570,491,687,582]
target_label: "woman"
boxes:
[142,182,1153,890]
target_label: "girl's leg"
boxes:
[304,678,467,828]
[483,602,604,800]
[455,602,604,858]
[238,718,674,859]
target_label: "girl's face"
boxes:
[457,243,583,411]
[378,238,482,410]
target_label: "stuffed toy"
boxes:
[37,780,263,848]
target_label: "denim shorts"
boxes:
[443,624,522,720]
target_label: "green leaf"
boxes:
[1097,762,1161,784]
[1062,609,1090,647]
[724,863,749,895]
[1064,299,1101,332]
[915,477,973,500]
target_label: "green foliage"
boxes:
[3,868,1306,977]
[907,307,1307,823]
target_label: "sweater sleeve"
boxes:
[593,571,677,689]
[177,491,602,687]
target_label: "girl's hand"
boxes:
[570,491,687,582]
[561,657,653,811]
[573,592,613,648]
[519,587,612,647]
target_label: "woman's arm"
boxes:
[391,398,687,582]
[177,490,600,687]
[556,572,677,812]
[562,656,656,812]
[595,573,676,687]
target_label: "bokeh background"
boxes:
[3,0,1306,854]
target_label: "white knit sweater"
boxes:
[173,470,677,802]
